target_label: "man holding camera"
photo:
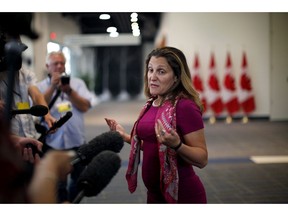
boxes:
[36,51,96,203]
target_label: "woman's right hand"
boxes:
[105,118,126,139]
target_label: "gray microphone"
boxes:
[73,150,121,203]
[71,131,124,166]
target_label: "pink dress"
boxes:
[136,98,207,203]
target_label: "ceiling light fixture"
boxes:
[109,31,119,37]
[99,14,110,20]
[130,13,140,37]
[107,26,117,33]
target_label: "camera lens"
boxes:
[61,75,70,85]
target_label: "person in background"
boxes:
[0,31,56,139]
[105,46,208,203]
[36,51,96,203]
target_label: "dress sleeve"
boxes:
[176,98,204,136]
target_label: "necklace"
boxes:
[152,99,160,107]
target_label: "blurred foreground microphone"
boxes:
[73,150,121,203]
[11,105,48,117]
[71,131,124,166]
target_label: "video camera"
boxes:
[0,13,38,72]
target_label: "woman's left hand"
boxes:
[155,119,181,149]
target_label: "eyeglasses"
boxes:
[50,61,65,66]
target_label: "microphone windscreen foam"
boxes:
[30,105,48,116]
[77,150,121,197]
[77,131,124,164]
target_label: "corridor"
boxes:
[81,99,288,204]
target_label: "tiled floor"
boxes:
[80,99,288,204]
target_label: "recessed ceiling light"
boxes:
[99,14,110,20]
[107,26,117,33]
[110,31,119,37]
[130,12,138,18]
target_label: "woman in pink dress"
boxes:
[105,46,208,203]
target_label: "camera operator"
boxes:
[36,51,96,203]
[0,13,73,204]
[0,31,56,139]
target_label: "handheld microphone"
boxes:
[71,131,124,166]
[38,111,73,143]
[48,111,73,132]
[73,150,121,203]
[11,105,48,117]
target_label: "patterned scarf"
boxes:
[126,97,179,203]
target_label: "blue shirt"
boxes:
[37,76,95,149]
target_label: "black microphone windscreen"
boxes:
[76,131,124,165]
[29,105,48,116]
[77,150,121,197]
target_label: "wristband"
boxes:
[171,141,182,151]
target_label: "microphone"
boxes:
[71,131,124,166]
[11,105,48,117]
[38,111,73,143]
[48,111,73,132]
[73,150,121,203]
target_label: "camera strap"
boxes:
[36,88,61,136]
[49,89,61,109]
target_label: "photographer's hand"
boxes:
[60,84,73,96]
[50,73,61,89]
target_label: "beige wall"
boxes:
[270,13,288,120]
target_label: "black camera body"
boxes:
[61,75,70,85]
